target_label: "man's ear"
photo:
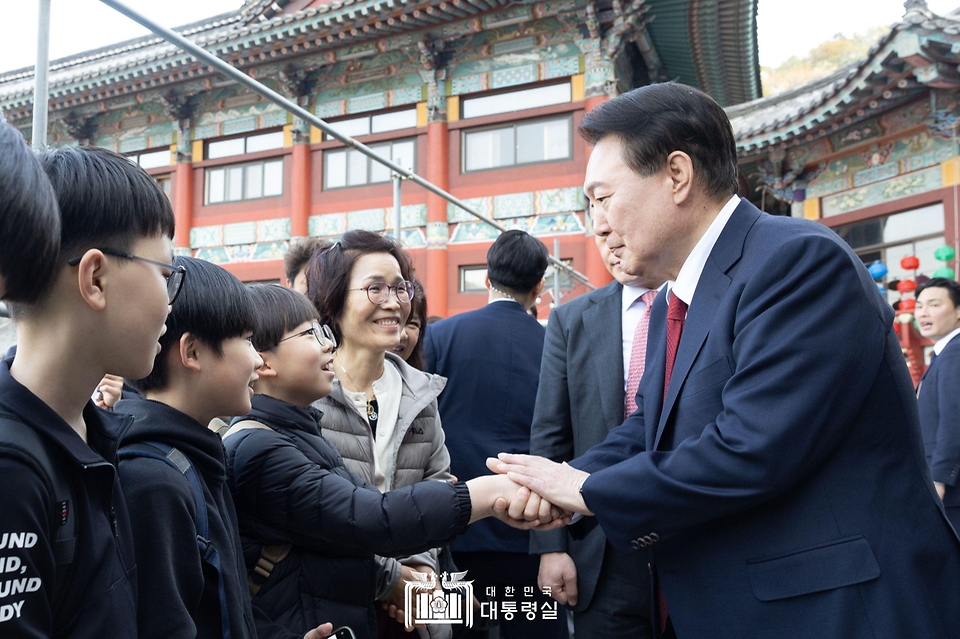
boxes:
[531,278,545,299]
[179,332,202,373]
[77,250,108,311]
[256,351,279,379]
[665,151,694,204]
[484,274,492,291]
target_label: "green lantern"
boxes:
[933,267,956,279]
[935,245,957,262]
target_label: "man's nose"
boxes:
[592,207,611,237]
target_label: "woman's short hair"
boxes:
[247,284,320,352]
[129,256,255,393]
[305,230,414,345]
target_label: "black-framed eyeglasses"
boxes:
[66,247,186,305]
[349,280,415,305]
[278,321,337,351]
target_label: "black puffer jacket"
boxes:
[224,394,472,639]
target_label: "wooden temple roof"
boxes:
[0,0,761,123]
[729,1,960,160]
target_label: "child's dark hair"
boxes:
[305,230,414,344]
[0,120,61,303]
[38,145,175,260]
[284,237,331,284]
[405,279,428,371]
[247,284,320,352]
[129,256,255,393]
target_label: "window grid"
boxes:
[462,116,572,173]
[205,158,284,204]
[323,139,416,190]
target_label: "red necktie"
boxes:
[657,292,688,633]
[625,290,659,417]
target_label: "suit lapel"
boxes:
[654,200,761,450]
[584,283,625,430]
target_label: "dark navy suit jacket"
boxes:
[918,334,960,526]
[572,199,960,639]
[424,300,545,553]
[529,280,626,610]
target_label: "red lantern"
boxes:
[900,255,920,270]
[897,279,917,294]
[900,298,916,312]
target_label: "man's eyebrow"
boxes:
[584,180,607,195]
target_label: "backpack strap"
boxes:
[118,442,233,639]
[0,413,77,608]
[221,419,274,441]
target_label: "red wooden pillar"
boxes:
[583,95,614,287]
[425,120,450,317]
[173,160,193,251]
[290,142,311,239]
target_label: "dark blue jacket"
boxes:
[224,394,472,639]
[424,300,545,553]
[0,358,138,638]
[573,198,960,639]
[116,398,260,639]
[918,335,960,526]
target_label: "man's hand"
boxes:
[538,552,578,606]
[488,454,593,515]
[466,474,570,529]
[303,623,334,639]
[381,565,430,630]
[936,481,946,500]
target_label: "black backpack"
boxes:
[118,441,235,639]
[0,412,77,611]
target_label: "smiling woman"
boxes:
[306,230,457,636]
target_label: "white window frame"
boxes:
[462,115,573,173]
[205,158,284,204]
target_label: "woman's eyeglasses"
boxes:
[67,247,186,305]
[349,281,416,305]
[279,321,337,351]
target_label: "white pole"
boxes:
[393,174,403,243]
[31,0,52,149]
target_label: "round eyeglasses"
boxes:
[349,281,415,305]
[278,321,337,351]
[67,247,186,305]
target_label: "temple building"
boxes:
[0,0,760,317]
[729,0,960,381]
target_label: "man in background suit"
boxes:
[530,235,658,638]
[424,230,566,639]
[915,276,960,531]
[494,82,960,639]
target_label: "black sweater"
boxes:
[225,394,472,639]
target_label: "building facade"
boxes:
[730,0,960,382]
[0,0,760,317]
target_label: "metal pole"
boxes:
[553,238,561,307]
[31,0,52,149]
[393,174,403,243]
[96,0,593,289]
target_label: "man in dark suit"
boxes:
[530,235,657,638]
[493,83,960,639]
[424,230,566,639]
[915,276,960,531]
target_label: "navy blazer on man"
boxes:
[572,199,960,639]
[425,300,545,553]
[529,280,626,610]
[918,334,960,529]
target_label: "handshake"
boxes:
[463,453,594,531]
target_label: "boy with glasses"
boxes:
[116,257,334,639]
[0,145,176,637]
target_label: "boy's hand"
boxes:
[303,623,334,639]
[94,374,124,409]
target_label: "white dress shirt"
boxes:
[934,327,960,355]
[621,284,655,391]
[669,195,742,309]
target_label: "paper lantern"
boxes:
[900,255,920,270]
[899,298,916,312]
[896,279,917,294]
[867,262,888,279]
[935,245,957,262]
[876,283,886,297]
[934,267,956,279]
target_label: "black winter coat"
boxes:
[116,398,261,639]
[224,394,472,639]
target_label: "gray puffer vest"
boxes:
[313,351,452,488]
